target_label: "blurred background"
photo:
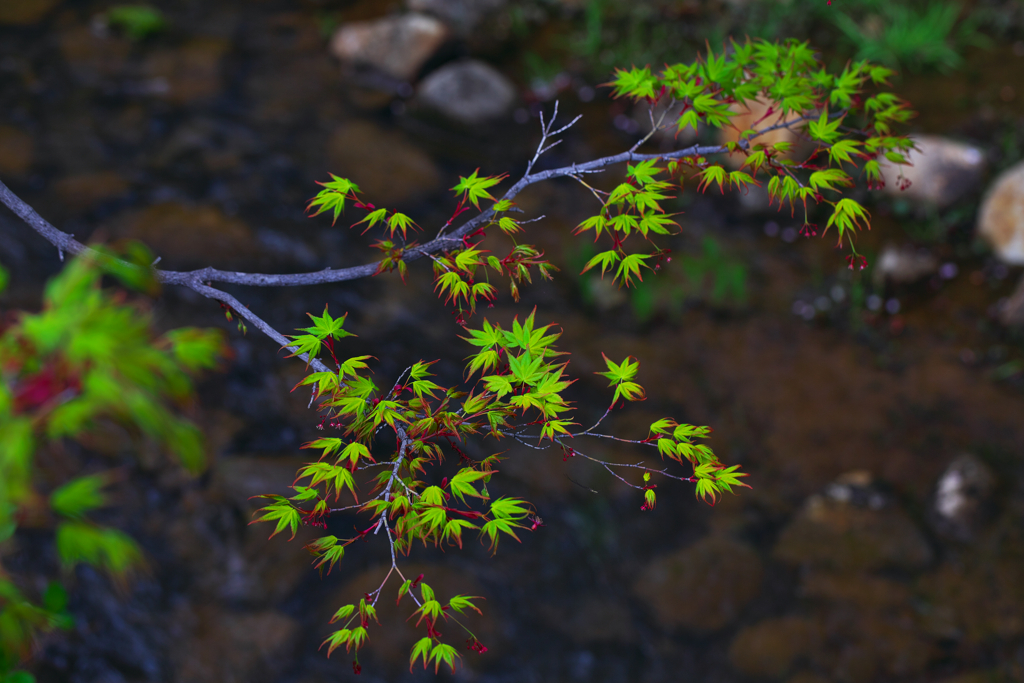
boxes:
[2,0,1024,681]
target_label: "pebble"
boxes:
[872,243,939,287]
[329,13,448,82]
[774,471,933,571]
[633,535,763,632]
[930,453,995,542]
[977,160,1024,265]
[416,59,517,126]
[877,134,985,208]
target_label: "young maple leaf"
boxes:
[451,169,507,209]
[296,304,353,341]
[307,175,361,225]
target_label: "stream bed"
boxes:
[3,1,1024,682]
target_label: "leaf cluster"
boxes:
[248,35,917,676]
[597,37,915,273]
[0,246,226,681]
[254,303,743,672]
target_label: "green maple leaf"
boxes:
[597,354,639,384]
[301,305,351,340]
[307,175,361,225]
[606,66,657,100]
[451,169,507,209]
[808,109,843,145]
[615,252,652,287]
[581,250,621,278]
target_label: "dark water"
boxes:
[3,1,1024,682]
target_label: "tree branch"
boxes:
[0,105,825,373]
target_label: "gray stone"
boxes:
[633,535,763,632]
[329,13,448,82]
[977,160,1024,265]
[170,606,301,683]
[327,120,440,206]
[416,59,517,125]
[212,454,308,511]
[878,134,985,208]
[774,471,933,572]
[406,0,506,35]
[872,243,939,287]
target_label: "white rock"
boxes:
[416,59,516,125]
[329,13,448,82]
[877,134,985,208]
[977,160,1024,265]
[931,453,995,542]
[872,243,938,287]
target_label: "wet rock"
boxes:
[168,456,318,606]
[920,556,1024,643]
[0,125,34,176]
[43,566,166,682]
[877,135,985,208]
[977,159,1024,265]
[213,454,309,512]
[199,408,247,456]
[100,104,148,147]
[142,38,231,105]
[111,202,260,269]
[407,0,506,36]
[256,229,318,268]
[327,120,440,206]
[325,563,500,675]
[59,24,131,84]
[170,605,301,683]
[938,671,1008,683]
[829,613,935,682]
[329,13,449,82]
[929,453,995,542]
[45,112,109,174]
[0,0,60,25]
[777,570,936,681]
[53,171,130,212]
[774,471,933,572]
[800,571,910,611]
[787,674,831,683]
[416,59,517,126]
[633,535,763,632]
[717,97,805,170]
[729,616,820,679]
[872,243,939,287]
[245,13,341,123]
[586,275,628,311]
[221,526,317,605]
[539,596,636,644]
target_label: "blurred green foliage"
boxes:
[679,236,748,307]
[827,0,990,72]
[530,0,991,81]
[105,5,166,41]
[0,244,227,681]
[631,236,747,322]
